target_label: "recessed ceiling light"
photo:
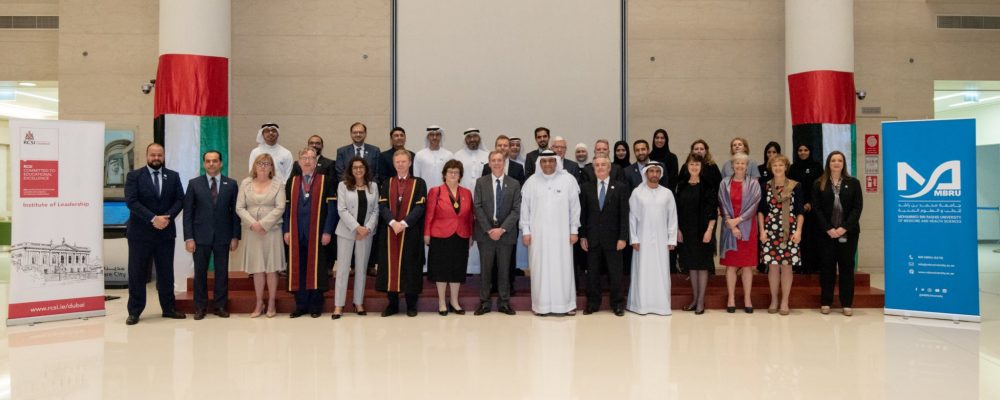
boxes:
[18,82,37,87]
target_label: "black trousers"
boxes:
[586,243,625,310]
[193,242,230,311]
[479,241,514,306]
[127,237,176,316]
[387,292,418,310]
[819,232,859,307]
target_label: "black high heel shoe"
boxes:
[682,304,697,312]
[726,306,736,313]
[695,309,705,315]
[438,306,448,316]
[448,304,465,315]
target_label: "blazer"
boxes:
[183,174,242,245]
[480,159,527,185]
[335,143,381,180]
[424,184,474,239]
[578,177,630,248]
[472,174,522,245]
[524,149,542,177]
[125,167,184,241]
[812,176,863,235]
[335,181,380,239]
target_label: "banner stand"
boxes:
[7,119,107,327]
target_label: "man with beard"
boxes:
[291,135,334,177]
[124,143,186,325]
[334,122,381,179]
[248,123,294,182]
[413,125,454,189]
[508,137,526,165]
[379,127,414,183]
[523,127,550,177]
[625,139,667,191]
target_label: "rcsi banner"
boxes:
[7,119,106,326]
[883,119,979,322]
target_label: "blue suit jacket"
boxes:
[125,167,184,241]
[335,143,381,180]
[183,175,242,245]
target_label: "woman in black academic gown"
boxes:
[649,129,679,190]
[787,143,822,273]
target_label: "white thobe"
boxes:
[248,143,294,183]
[453,148,490,190]
[627,183,678,315]
[520,171,581,314]
[413,148,454,189]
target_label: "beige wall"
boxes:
[5,0,999,268]
[0,0,59,80]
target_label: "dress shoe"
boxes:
[125,315,139,325]
[682,304,696,312]
[213,309,230,318]
[331,313,342,320]
[448,304,465,315]
[310,312,321,318]
[474,304,492,315]
[381,308,398,317]
[694,309,705,315]
[613,308,625,317]
[726,306,736,313]
[406,309,418,317]
[289,310,307,318]
[438,309,448,316]
[193,310,206,320]
[583,307,596,315]
[356,308,367,316]
[744,307,754,314]
[498,305,515,315]
[162,311,186,319]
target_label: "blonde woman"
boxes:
[721,137,761,180]
[719,152,761,313]
[757,154,804,315]
[236,153,286,318]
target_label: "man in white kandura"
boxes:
[627,160,677,315]
[453,128,490,190]
[248,123,294,182]
[520,149,581,316]
[413,125,454,189]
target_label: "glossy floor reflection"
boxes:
[0,246,998,399]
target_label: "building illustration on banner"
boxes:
[10,238,104,285]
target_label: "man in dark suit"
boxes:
[625,139,668,191]
[183,150,241,320]
[124,143,186,325]
[334,121,381,179]
[581,139,626,184]
[379,126,414,183]
[473,150,522,315]
[523,126,550,177]
[579,155,630,316]
[480,134,526,185]
[291,135,334,177]
[549,136,580,181]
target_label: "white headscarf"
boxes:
[533,149,565,180]
[256,123,279,145]
[425,125,446,149]
[640,160,665,186]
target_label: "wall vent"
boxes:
[0,16,59,30]
[937,15,1000,30]
[861,106,882,115]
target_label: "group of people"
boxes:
[122,121,863,325]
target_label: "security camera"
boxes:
[856,90,867,100]
[141,79,156,95]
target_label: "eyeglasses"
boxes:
[299,156,317,161]
[256,161,273,166]
[350,131,365,135]
[351,166,366,170]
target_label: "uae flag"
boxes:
[152,53,229,290]
[788,70,856,174]
[153,54,229,180]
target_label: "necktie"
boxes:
[494,178,502,221]
[152,171,161,198]
[599,180,606,210]
[210,176,218,204]
[355,146,362,158]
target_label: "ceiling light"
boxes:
[17,82,36,87]
[933,92,970,101]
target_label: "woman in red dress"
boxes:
[424,159,475,316]
[718,152,762,313]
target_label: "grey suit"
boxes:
[473,173,521,306]
[333,181,380,307]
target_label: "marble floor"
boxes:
[0,246,997,400]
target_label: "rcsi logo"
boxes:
[23,131,35,144]
[897,161,961,199]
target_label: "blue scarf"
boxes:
[718,176,761,258]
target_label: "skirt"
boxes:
[427,234,469,283]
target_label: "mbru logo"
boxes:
[897,160,961,198]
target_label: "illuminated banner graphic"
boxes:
[883,119,979,322]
